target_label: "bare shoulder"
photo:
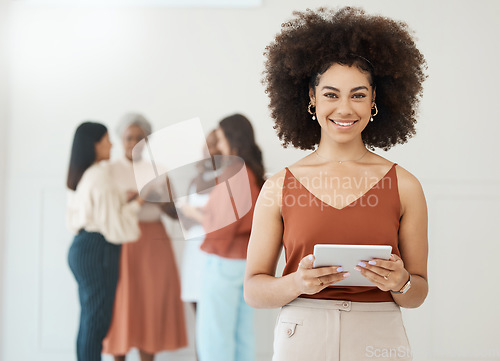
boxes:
[263,168,287,190]
[366,152,395,168]
[261,168,287,197]
[371,152,421,188]
[394,164,427,216]
[252,168,288,218]
[394,164,424,193]
[264,153,315,189]
[284,152,319,176]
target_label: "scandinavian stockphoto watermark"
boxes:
[261,171,392,211]
[129,117,394,240]
[365,345,412,359]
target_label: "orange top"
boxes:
[282,164,400,302]
[201,165,260,259]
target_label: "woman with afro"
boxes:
[245,7,428,361]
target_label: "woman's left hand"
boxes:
[354,254,408,292]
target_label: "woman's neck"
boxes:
[315,137,367,163]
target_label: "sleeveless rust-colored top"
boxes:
[281,164,400,302]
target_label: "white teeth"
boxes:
[332,120,355,126]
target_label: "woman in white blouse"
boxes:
[66,121,143,361]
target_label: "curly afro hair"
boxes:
[263,6,427,150]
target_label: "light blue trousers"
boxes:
[196,253,255,361]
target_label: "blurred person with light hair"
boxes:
[102,113,187,361]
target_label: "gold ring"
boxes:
[384,271,392,280]
[317,277,324,286]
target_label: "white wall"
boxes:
[2,0,500,360]
[0,0,11,356]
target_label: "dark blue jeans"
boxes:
[68,230,121,361]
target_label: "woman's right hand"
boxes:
[293,254,350,295]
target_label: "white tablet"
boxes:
[313,244,392,287]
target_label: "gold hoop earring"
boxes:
[308,102,316,121]
[370,103,378,122]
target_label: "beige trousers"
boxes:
[272,298,412,361]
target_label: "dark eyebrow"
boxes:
[321,86,370,92]
[351,86,369,92]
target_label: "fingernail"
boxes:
[343,272,350,278]
[337,266,344,272]
[368,261,376,265]
[308,255,313,261]
[354,266,361,272]
[357,262,366,267]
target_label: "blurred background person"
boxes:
[102,113,187,361]
[67,121,143,361]
[182,114,265,361]
[179,129,221,361]
[180,130,221,308]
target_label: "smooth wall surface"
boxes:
[2,1,500,360]
[0,0,11,357]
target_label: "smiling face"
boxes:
[310,63,375,145]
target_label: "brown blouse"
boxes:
[201,165,260,259]
[281,164,400,302]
